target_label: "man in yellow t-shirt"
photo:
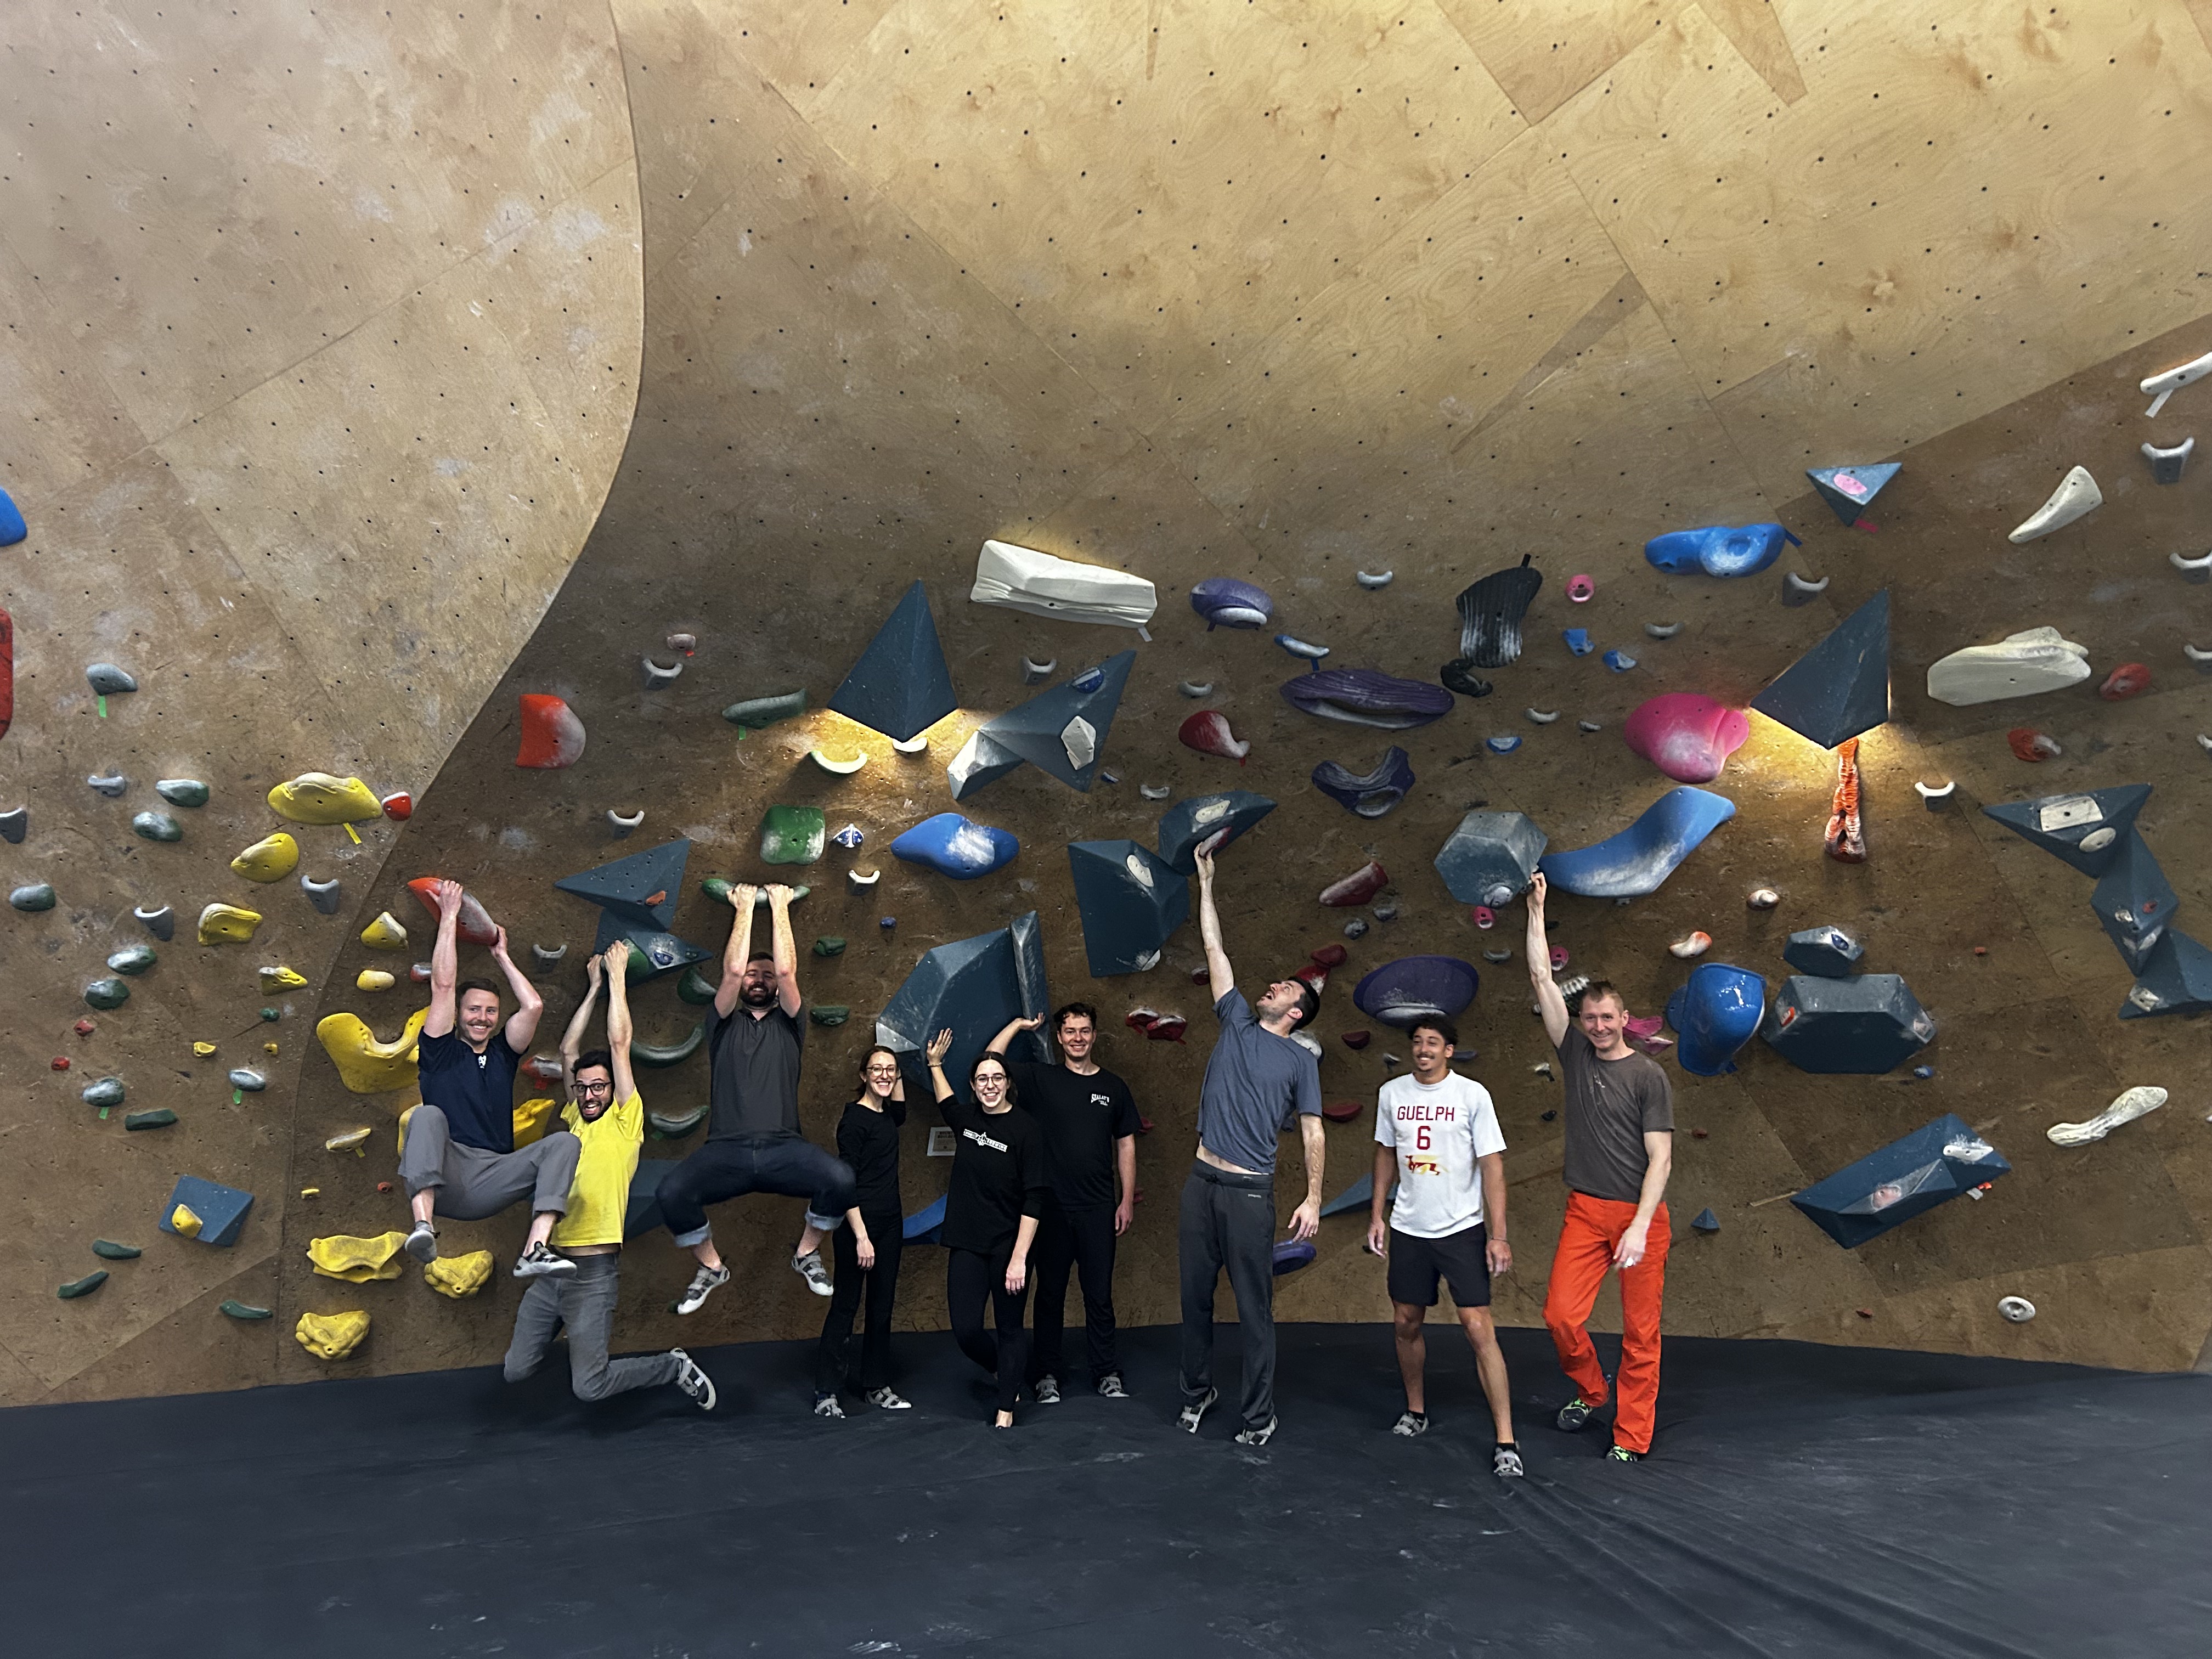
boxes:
[503,943,717,1409]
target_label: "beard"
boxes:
[739,980,775,1007]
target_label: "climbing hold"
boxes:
[2141,437,2193,483]
[607,807,647,836]
[120,1107,174,1130]
[2172,549,2212,582]
[425,1250,494,1299]
[1915,780,1956,809]
[515,693,587,768]
[1781,571,1830,607]
[87,773,129,797]
[160,1175,255,1246]
[874,912,1052,1082]
[295,1310,370,1361]
[1280,668,1454,729]
[1669,932,1713,959]
[1179,709,1250,762]
[1440,659,1492,698]
[1562,629,1594,657]
[1356,569,1394,589]
[84,978,131,1011]
[2007,729,2062,763]
[1826,738,1866,863]
[257,964,308,994]
[1353,956,1479,1027]
[1311,748,1415,817]
[267,773,383,824]
[1541,788,1736,899]
[1471,906,1496,929]
[85,663,139,696]
[2140,346,2212,415]
[1374,904,1401,923]
[825,825,865,854]
[1549,946,1570,971]
[830,580,960,741]
[809,749,868,776]
[1434,811,1546,909]
[359,911,409,950]
[58,1271,110,1300]
[946,651,1134,798]
[647,1103,709,1138]
[606,926,712,982]
[154,778,210,809]
[1320,860,1391,907]
[1747,888,1780,910]
[106,944,158,976]
[1343,917,1369,939]
[1276,635,1331,667]
[2007,465,2102,543]
[1139,783,1171,800]
[1565,573,1595,603]
[1322,1099,1363,1124]
[1603,650,1637,673]
[667,632,698,655]
[890,812,1019,880]
[381,790,413,820]
[2186,644,2212,674]
[1146,1014,1188,1042]
[1644,621,1683,640]
[1020,656,1058,685]
[1912,1065,1936,1080]
[1177,680,1214,698]
[1482,949,1513,964]
[191,1041,216,1057]
[1754,590,1889,746]
[2097,663,2151,701]
[315,1008,429,1093]
[558,837,689,929]
[297,874,345,917]
[1807,462,1901,525]
[722,689,808,730]
[229,832,301,883]
[0,806,23,843]
[1791,1115,2007,1248]
[1525,708,1560,726]
[82,1078,127,1108]
[2047,1086,2166,1146]
[1784,926,1864,978]
[1189,576,1274,630]
[9,882,56,912]
[1624,693,1750,785]
[213,1299,273,1322]
[1067,840,1189,976]
[355,969,396,992]
[641,654,683,689]
[1997,1296,2036,1323]
[970,541,1158,633]
[1455,557,1543,667]
[945,730,1025,799]
[890,733,931,754]
[812,936,848,957]
[1763,974,1936,1074]
[1486,736,1521,754]
[760,804,828,865]
[227,1068,267,1092]
[1690,1207,1720,1233]
[1664,963,1767,1076]
[1271,1239,1317,1276]
[848,868,880,893]
[1644,523,1799,579]
[324,1127,374,1153]
[0,488,21,544]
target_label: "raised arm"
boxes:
[1525,871,1569,1049]
[1194,841,1233,1005]
[986,1014,1042,1058]
[424,877,465,1038]
[1616,1132,1672,1269]
[714,883,758,1018]
[602,941,638,1104]
[490,924,544,1053]
[766,884,802,1017]
[557,951,605,1090]
[924,1028,955,1106]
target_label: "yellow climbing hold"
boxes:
[263,1041,280,1054]
[315,1007,429,1093]
[424,1250,494,1300]
[197,903,264,945]
[229,832,301,883]
[258,964,308,994]
[324,1126,373,1153]
[359,911,409,950]
[192,1041,218,1058]
[512,1096,557,1149]
[267,772,383,825]
[356,969,396,992]
[299,1186,321,1198]
[169,1204,204,1239]
[295,1310,370,1361]
[307,1231,410,1283]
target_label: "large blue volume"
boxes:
[1750,589,1891,749]
[1067,839,1189,976]
[1790,1115,2008,1249]
[875,912,1051,1087]
[827,580,959,742]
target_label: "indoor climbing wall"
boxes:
[5,0,2210,1404]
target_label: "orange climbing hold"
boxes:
[2097,663,2151,701]
[406,877,498,945]
[515,694,586,768]
[2007,727,2061,762]
[381,791,413,821]
[1824,737,1866,865]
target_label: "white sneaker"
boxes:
[671,1349,716,1411]
[814,1392,846,1419]
[1177,1388,1218,1434]
[403,1220,439,1263]
[673,1263,730,1316]
[864,1387,912,1410]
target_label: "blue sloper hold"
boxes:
[1749,589,1891,749]
[160,1175,255,1248]
[623,1158,684,1238]
[1762,974,1935,1074]
[1645,523,1802,578]
[592,911,713,978]
[555,837,689,929]
[875,911,1051,1087]
[1353,956,1480,1027]
[1311,747,1414,817]
[1155,791,1277,873]
[1664,963,1767,1076]
[2090,828,2178,972]
[1433,810,1547,908]
[1272,1239,1318,1274]
[1783,925,1864,979]
[827,580,959,742]
[1068,840,1189,976]
[0,487,24,545]
[949,650,1135,799]
[1982,785,2152,879]
[890,812,1019,880]
[1538,786,1736,899]
[1807,462,1900,526]
[902,1194,947,1244]
[1790,1114,2008,1249]
[2121,928,2212,1019]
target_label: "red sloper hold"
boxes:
[1145,1014,1188,1042]
[2097,663,2151,701]
[1308,944,1348,968]
[1319,860,1389,907]
[516,693,586,768]
[1177,709,1250,763]
[406,877,499,945]
[0,607,14,742]
[1340,1029,1371,1050]
[1322,1101,1363,1123]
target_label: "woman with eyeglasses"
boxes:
[926,1029,1048,1427]
[813,1045,912,1417]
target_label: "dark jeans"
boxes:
[947,1244,1030,1414]
[1178,1159,1278,1431]
[1030,1199,1120,1384]
[816,1206,904,1394]
[656,1134,856,1248]
[503,1252,679,1401]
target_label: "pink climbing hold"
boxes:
[407,878,499,946]
[1623,693,1750,784]
[516,694,586,769]
[1549,946,1570,970]
[1470,906,1496,930]
[1177,709,1250,764]
[2097,662,2151,701]
[1566,574,1595,603]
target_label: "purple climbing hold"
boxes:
[1352,956,1481,1027]
[1310,747,1414,818]
[1280,670,1453,730]
[1190,577,1273,630]
[1271,1239,1317,1276]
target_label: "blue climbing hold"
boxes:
[1644,523,1801,579]
[1155,791,1278,873]
[876,912,1051,1087]
[2120,928,2212,1020]
[1353,956,1480,1027]
[1690,1207,1721,1233]
[1807,462,1900,526]
[1067,839,1190,976]
[1271,1239,1317,1275]
[1190,577,1274,630]
[1310,747,1414,817]
[1762,974,1935,1074]
[1486,735,1521,755]
[1602,649,1637,673]
[827,580,960,742]
[831,824,865,850]
[555,838,689,930]
[593,913,712,978]
[0,488,24,546]
[1539,786,1736,899]
[890,812,1019,880]
[1563,629,1594,657]
[1790,1115,2008,1249]
[1319,1169,1397,1219]
[159,1175,256,1248]
[1434,811,1547,908]
[1750,590,1891,749]
[947,651,1133,799]
[1783,926,1864,979]
[2091,829,2177,973]
[1664,963,1767,1076]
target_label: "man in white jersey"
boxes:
[1366,1014,1521,1477]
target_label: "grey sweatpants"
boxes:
[1178,1159,1279,1432]
[503,1252,679,1401]
[398,1104,579,1222]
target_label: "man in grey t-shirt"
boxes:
[1176,840,1324,1447]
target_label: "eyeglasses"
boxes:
[577,1081,613,1095]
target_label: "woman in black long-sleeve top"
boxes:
[813,1046,909,1418]
[925,1028,1048,1427]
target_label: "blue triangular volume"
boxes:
[1068,839,1189,976]
[1807,462,1900,525]
[1749,589,1890,748]
[555,838,690,929]
[592,910,711,978]
[2121,929,2212,1020]
[827,580,959,742]
[874,912,1050,1084]
[1790,1114,2008,1249]
[979,651,1135,792]
[2090,829,2179,968]
[1981,786,2152,879]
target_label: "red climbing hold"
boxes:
[1177,709,1250,764]
[1293,963,1328,993]
[1319,860,1390,907]
[74,1018,95,1037]
[2097,663,2151,701]
[51,1056,70,1071]
[0,607,14,743]
[1322,1101,1363,1124]
[1136,1115,1154,1136]
[1146,1014,1188,1043]
[1340,1029,1371,1051]
[2006,727,2061,763]
[515,693,586,769]
[406,877,499,946]
[381,791,414,821]
[1308,944,1348,968]
[1125,1007,1160,1033]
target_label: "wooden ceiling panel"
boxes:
[1433,0,1669,123]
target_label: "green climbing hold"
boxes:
[678,964,719,1005]
[106,944,158,976]
[259,1007,281,1022]
[810,1005,851,1027]
[84,977,131,1010]
[124,1108,179,1130]
[9,882,57,912]
[701,876,733,902]
[82,1077,126,1108]
[631,1020,707,1067]
[155,778,211,808]
[219,1299,273,1321]
[760,805,826,866]
[647,1103,709,1138]
[58,1270,110,1300]
[721,689,808,730]
[92,1240,143,1260]
[131,811,184,843]
[812,936,847,957]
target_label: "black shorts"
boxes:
[1386,1223,1492,1310]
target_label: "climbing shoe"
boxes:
[672,1349,717,1411]
[513,1242,576,1279]
[1033,1375,1062,1404]
[673,1263,731,1315]
[1494,1444,1526,1479]
[1391,1410,1430,1437]
[1555,1394,1601,1433]
[792,1250,834,1297]
[1177,1387,1218,1434]
[1606,1444,1645,1464]
[1233,1416,1279,1447]
[403,1220,439,1264]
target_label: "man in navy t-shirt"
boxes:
[398,880,579,1279]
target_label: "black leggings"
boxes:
[815,1209,903,1394]
[946,1244,1030,1414]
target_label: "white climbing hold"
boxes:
[1060,715,1098,771]
[2184,644,2212,673]
[641,655,682,688]
[2140,347,2212,416]
[1525,708,1559,725]
[607,808,646,836]
[970,539,1159,636]
[665,632,697,653]
[532,943,567,964]
[1643,620,1683,639]
[88,774,128,797]
[2007,465,2102,543]
[890,733,930,754]
[2078,826,2117,854]
[847,868,880,893]
[1747,888,1780,910]
[1577,720,1603,734]
[1997,1295,2037,1323]
[1022,656,1057,684]
[1178,680,1214,699]
[1140,783,1171,800]
[1926,627,2091,706]
[2174,549,2212,583]
[1781,571,1829,607]
[1668,931,1713,958]
[2047,1086,2166,1147]
[809,749,868,775]
[1356,569,1394,589]
[1914,780,1956,808]
[2198,733,2212,757]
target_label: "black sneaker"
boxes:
[1233,1416,1278,1447]
[1606,1444,1644,1463]
[671,1348,716,1411]
[1177,1387,1218,1434]
[403,1220,439,1264]
[1494,1443,1526,1478]
[673,1263,731,1316]
[1391,1410,1430,1437]
[1555,1394,1600,1433]
[1033,1375,1062,1405]
[1095,1374,1127,1398]
[813,1392,846,1420]
[514,1242,576,1279]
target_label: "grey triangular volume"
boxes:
[554,838,691,929]
[1980,785,2152,879]
[1749,589,1889,749]
[2121,928,2212,1019]
[827,580,959,742]
[957,651,1136,797]
[1806,462,1900,525]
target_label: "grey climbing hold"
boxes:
[1577,720,1603,733]
[87,774,128,797]
[2141,437,2193,483]
[666,632,697,654]
[1140,783,1171,800]
[1525,708,1559,725]
[1783,926,1864,978]
[2184,643,2212,674]
[1643,621,1684,639]
[607,808,646,837]
[532,941,568,964]
[84,977,131,1010]
[1997,1295,2036,1323]
[1021,656,1057,684]
[1482,949,1513,964]
[1177,680,1213,698]
[0,806,24,843]
[1356,569,1395,589]
[722,689,808,729]
[641,654,683,688]
[1690,1207,1720,1233]
[1434,810,1548,909]
[301,874,342,915]
[155,779,211,808]
[1344,918,1370,939]
[1373,904,1400,923]
[9,882,57,912]
[1781,571,1830,607]
[131,811,183,843]
[228,1068,267,1092]
[85,663,138,695]
[1276,634,1330,664]
[133,904,175,939]
[106,944,157,976]
[82,1078,127,1108]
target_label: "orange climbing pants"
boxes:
[1543,1192,1670,1454]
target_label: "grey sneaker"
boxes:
[813,1392,846,1419]
[792,1250,833,1297]
[1096,1374,1127,1398]
[514,1242,577,1279]
[1177,1387,1218,1434]
[864,1387,911,1411]
[1233,1415,1279,1447]
[671,1349,716,1411]
[1034,1375,1062,1404]
[1391,1410,1430,1437]
[673,1263,731,1316]
[403,1220,439,1263]
[1494,1444,1525,1478]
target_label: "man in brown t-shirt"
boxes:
[1526,872,1674,1461]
